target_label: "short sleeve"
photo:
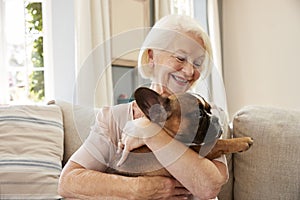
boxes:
[70,145,106,171]
[213,154,227,166]
[70,104,132,171]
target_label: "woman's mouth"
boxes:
[171,74,188,85]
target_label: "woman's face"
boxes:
[149,32,206,96]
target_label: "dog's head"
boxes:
[134,87,223,157]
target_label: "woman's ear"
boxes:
[147,49,154,65]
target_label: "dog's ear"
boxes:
[203,99,212,114]
[134,87,170,123]
[198,96,211,114]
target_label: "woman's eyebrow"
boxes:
[172,49,206,62]
[174,49,205,59]
[173,49,188,54]
[196,54,206,60]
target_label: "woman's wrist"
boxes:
[124,117,163,139]
[110,175,142,199]
[144,130,196,167]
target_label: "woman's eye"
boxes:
[176,56,186,62]
[194,63,200,67]
[193,61,203,68]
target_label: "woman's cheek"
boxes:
[193,69,201,81]
[153,66,169,86]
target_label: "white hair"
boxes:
[138,14,213,80]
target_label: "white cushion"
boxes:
[0,104,63,199]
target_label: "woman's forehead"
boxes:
[166,32,206,57]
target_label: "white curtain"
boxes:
[74,0,113,108]
[207,0,222,74]
[0,0,9,104]
[207,0,228,114]
[194,0,228,116]
[154,0,171,21]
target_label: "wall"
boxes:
[222,0,300,118]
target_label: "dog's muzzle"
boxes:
[186,114,223,157]
[198,115,223,157]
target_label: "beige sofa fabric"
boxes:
[218,124,234,200]
[54,100,98,165]
[232,105,300,200]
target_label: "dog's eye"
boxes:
[199,110,208,118]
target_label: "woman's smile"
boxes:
[167,73,191,94]
[170,74,189,85]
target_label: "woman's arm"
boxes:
[144,130,228,200]
[58,160,192,200]
[58,161,130,199]
[119,118,228,199]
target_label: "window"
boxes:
[0,0,45,104]
[170,0,194,16]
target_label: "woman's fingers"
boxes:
[116,149,129,167]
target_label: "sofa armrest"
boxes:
[218,123,234,200]
[232,105,300,200]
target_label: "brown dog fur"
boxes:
[107,87,253,177]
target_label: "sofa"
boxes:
[0,100,299,199]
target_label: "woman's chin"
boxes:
[169,84,189,94]
[168,79,190,94]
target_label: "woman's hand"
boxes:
[132,176,191,200]
[117,117,162,166]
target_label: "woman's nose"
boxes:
[181,61,194,77]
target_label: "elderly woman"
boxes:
[58,15,228,200]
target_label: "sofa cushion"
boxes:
[54,100,98,165]
[0,104,63,199]
[217,124,233,200]
[233,105,300,200]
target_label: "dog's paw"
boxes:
[237,137,254,152]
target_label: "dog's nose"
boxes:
[210,115,223,138]
[211,115,223,137]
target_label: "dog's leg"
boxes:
[204,137,254,160]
